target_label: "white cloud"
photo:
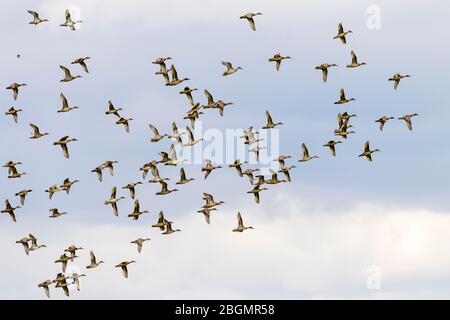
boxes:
[2,194,450,299]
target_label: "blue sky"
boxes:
[1,0,450,299]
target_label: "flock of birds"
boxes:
[2,9,417,298]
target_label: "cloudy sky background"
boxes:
[1,0,450,299]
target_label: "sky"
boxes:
[1,0,450,299]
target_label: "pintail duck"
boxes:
[122,182,142,199]
[7,166,26,179]
[148,164,170,184]
[250,145,266,162]
[315,63,338,82]
[86,251,104,269]
[3,161,22,174]
[278,165,296,182]
[299,143,319,162]
[389,73,411,90]
[164,144,184,166]
[212,100,233,117]
[202,192,225,209]
[398,113,418,131]
[6,82,27,100]
[128,200,149,220]
[184,126,203,146]
[247,185,268,204]
[152,57,172,65]
[334,129,355,139]
[179,87,198,106]
[153,57,171,79]
[241,127,263,145]
[266,169,286,185]
[102,160,118,176]
[115,261,136,279]
[53,273,70,297]
[201,89,217,109]
[152,211,169,230]
[55,254,75,272]
[1,200,21,222]
[70,273,87,291]
[233,212,254,232]
[60,9,82,30]
[155,181,178,196]
[347,51,366,68]
[184,107,204,128]
[166,65,189,86]
[202,159,222,179]
[38,280,53,298]
[49,208,68,218]
[323,140,342,156]
[105,100,122,117]
[197,207,217,224]
[45,185,61,199]
[29,234,46,251]
[253,175,266,186]
[60,178,79,194]
[15,189,32,205]
[162,220,181,235]
[334,88,356,104]
[243,168,260,185]
[5,107,23,123]
[263,110,283,129]
[116,117,133,133]
[149,124,168,142]
[71,57,91,73]
[65,245,83,261]
[229,159,247,177]
[176,167,195,185]
[53,136,78,158]
[168,122,186,145]
[274,155,293,165]
[16,236,31,255]
[375,116,394,131]
[57,93,79,113]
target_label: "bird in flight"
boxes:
[27,10,49,26]
[240,12,262,31]
[333,23,352,44]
